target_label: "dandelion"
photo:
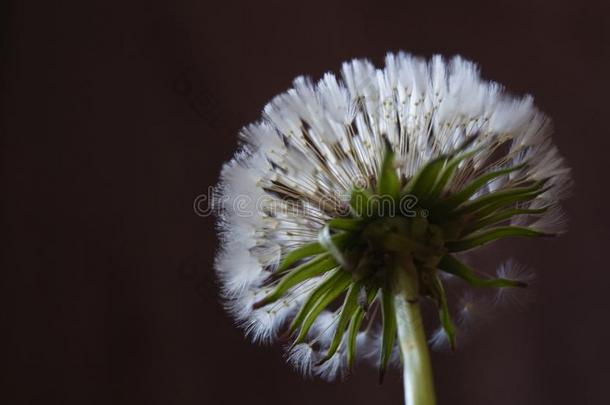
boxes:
[213,52,571,404]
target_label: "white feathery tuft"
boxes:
[495,260,536,308]
[457,291,493,327]
[429,327,452,351]
[430,292,493,351]
[287,343,315,377]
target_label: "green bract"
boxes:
[253,143,550,379]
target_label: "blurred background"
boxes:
[2,1,609,404]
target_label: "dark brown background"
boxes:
[2,1,609,404]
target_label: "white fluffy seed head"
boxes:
[214,52,570,380]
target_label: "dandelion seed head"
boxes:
[213,52,570,380]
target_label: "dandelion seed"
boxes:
[495,259,537,308]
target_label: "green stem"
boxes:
[393,258,436,405]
